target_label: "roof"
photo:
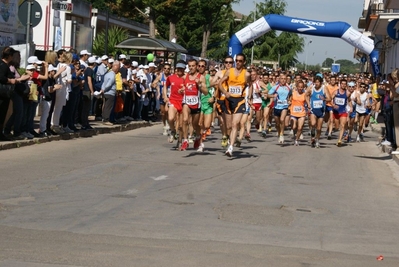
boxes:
[115,37,188,53]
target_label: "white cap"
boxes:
[108,58,114,63]
[101,55,108,60]
[27,56,42,64]
[139,64,144,68]
[148,62,156,68]
[96,58,102,64]
[80,50,91,55]
[140,76,147,82]
[144,65,149,69]
[132,69,137,75]
[48,65,56,72]
[26,64,36,70]
[88,56,96,64]
[132,61,138,67]
[119,54,127,59]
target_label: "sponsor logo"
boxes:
[291,19,324,32]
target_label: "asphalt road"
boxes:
[1,124,398,266]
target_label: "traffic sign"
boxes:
[387,19,399,40]
[52,1,73,13]
[331,63,340,73]
[18,0,43,28]
[361,56,367,63]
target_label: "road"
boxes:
[0,124,399,266]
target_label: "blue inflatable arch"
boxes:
[228,14,379,75]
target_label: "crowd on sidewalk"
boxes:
[0,46,162,141]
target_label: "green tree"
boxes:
[322,57,334,68]
[93,26,129,56]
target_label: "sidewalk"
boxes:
[0,116,157,151]
[370,122,399,165]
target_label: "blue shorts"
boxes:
[349,110,357,119]
[326,106,333,112]
[311,108,324,118]
[274,108,287,117]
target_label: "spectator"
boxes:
[81,56,96,130]
[101,60,120,125]
[380,75,398,149]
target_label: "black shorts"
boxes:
[216,99,227,115]
[274,108,287,117]
[226,97,246,114]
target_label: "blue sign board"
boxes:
[331,64,340,73]
[387,19,399,40]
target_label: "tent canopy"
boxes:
[115,37,187,53]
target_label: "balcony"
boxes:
[372,13,399,35]
[365,1,385,32]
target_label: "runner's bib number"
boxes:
[293,106,302,112]
[277,100,288,105]
[229,86,242,95]
[185,95,199,105]
[313,100,323,109]
[335,97,345,105]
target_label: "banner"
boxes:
[0,0,18,33]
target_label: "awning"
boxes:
[115,37,187,53]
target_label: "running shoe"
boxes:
[261,130,267,138]
[360,133,364,142]
[194,138,201,149]
[197,143,204,152]
[245,133,251,142]
[235,138,242,147]
[162,126,168,136]
[206,128,211,135]
[188,136,194,144]
[179,140,189,151]
[257,124,262,133]
[356,135,360,142]
[311,138,315,148]
[225,145,233,157]
[324,130,329,136]
[168,131,176,143]
[299,133,304,140]
[201,133,207,141]
[279,135,284,144]
[294,140,299,146]
[337,140,342,147]
[327,134,332,140]
[221,136,228,148]
[315,141,320,148]
[347,136,352,143]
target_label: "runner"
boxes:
[218,53,251,157]
[346,81,357,143]
[245,68,265,141]
[324,75,339,139]
[260,73,273,136]
[331,79,352,147]
[306,75,332,148]
[181,59,207,151]
[289,80,307,146]
[165,60,186,147]
[152,62,172,135]
[215,56,234,148]
[267,73,291,144]
[355,82,372,142]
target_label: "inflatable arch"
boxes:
[228,14,380,75]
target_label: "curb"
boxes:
[371,123,399,165]
[0,121,157,151]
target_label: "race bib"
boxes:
[185,95,199,105]
[229,86,242,95]
[313,100,323,109]
[293,106,302,112]
[335,97,345,105]
[277,100,288,105]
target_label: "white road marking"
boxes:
[150,175,169,181]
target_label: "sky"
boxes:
[232,0,365,65]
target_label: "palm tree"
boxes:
[93,26,129,56]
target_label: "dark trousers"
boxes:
[62,90,79,128]
[81,95,91,127]
[123,91,134,117]
[0,97,10,131]
[46,92,56,130]
[142,103,149,121]
[384,108,396,147]
[132,96,140,119]
[103,94,115,122]
[5,92,24,136]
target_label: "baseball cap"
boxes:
[119,54,127,59]
[132,69,137,75]
[148,62,156,68]
[48,65,56,72]
[26,64,36,70]
[72,54,79,61]
[27,56,42,64]
[176,62,186,69]
[139,64,144,69]
[132,61,138,67]
[80,50,91,56]
[143,65,149,69]
[88,56,96,64]
[101,55,108,60]
[108,58,114,63]
[96,58,102,64]
[348,81,355,87]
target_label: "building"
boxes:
[358,0,399,75]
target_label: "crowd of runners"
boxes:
[157,54,399,156]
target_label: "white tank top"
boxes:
[252,81,263,104]
[356,92,368,114]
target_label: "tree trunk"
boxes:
[169,22,176,42]
[149,8,155,38]
[201,28,210,58]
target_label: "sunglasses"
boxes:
[164,67,170,70]
[235,59,244,63]
[198,65,206,68]
[224,61,233,64]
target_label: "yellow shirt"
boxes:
[227,68,247,98]
[115,72,123,91]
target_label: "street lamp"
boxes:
[305,39,312,71]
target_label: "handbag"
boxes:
[114,95,124,113]
[0,83,14,98]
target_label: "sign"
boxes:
[387,19,399,40]
[331,63,340,73]
[0,0,18,33]
[52,1,73,13]
[361,56,367,63]
[18,0,42,28]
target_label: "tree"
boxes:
[322,57,334,68]
[93,26,129,56]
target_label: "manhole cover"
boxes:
[215,204,294,226]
